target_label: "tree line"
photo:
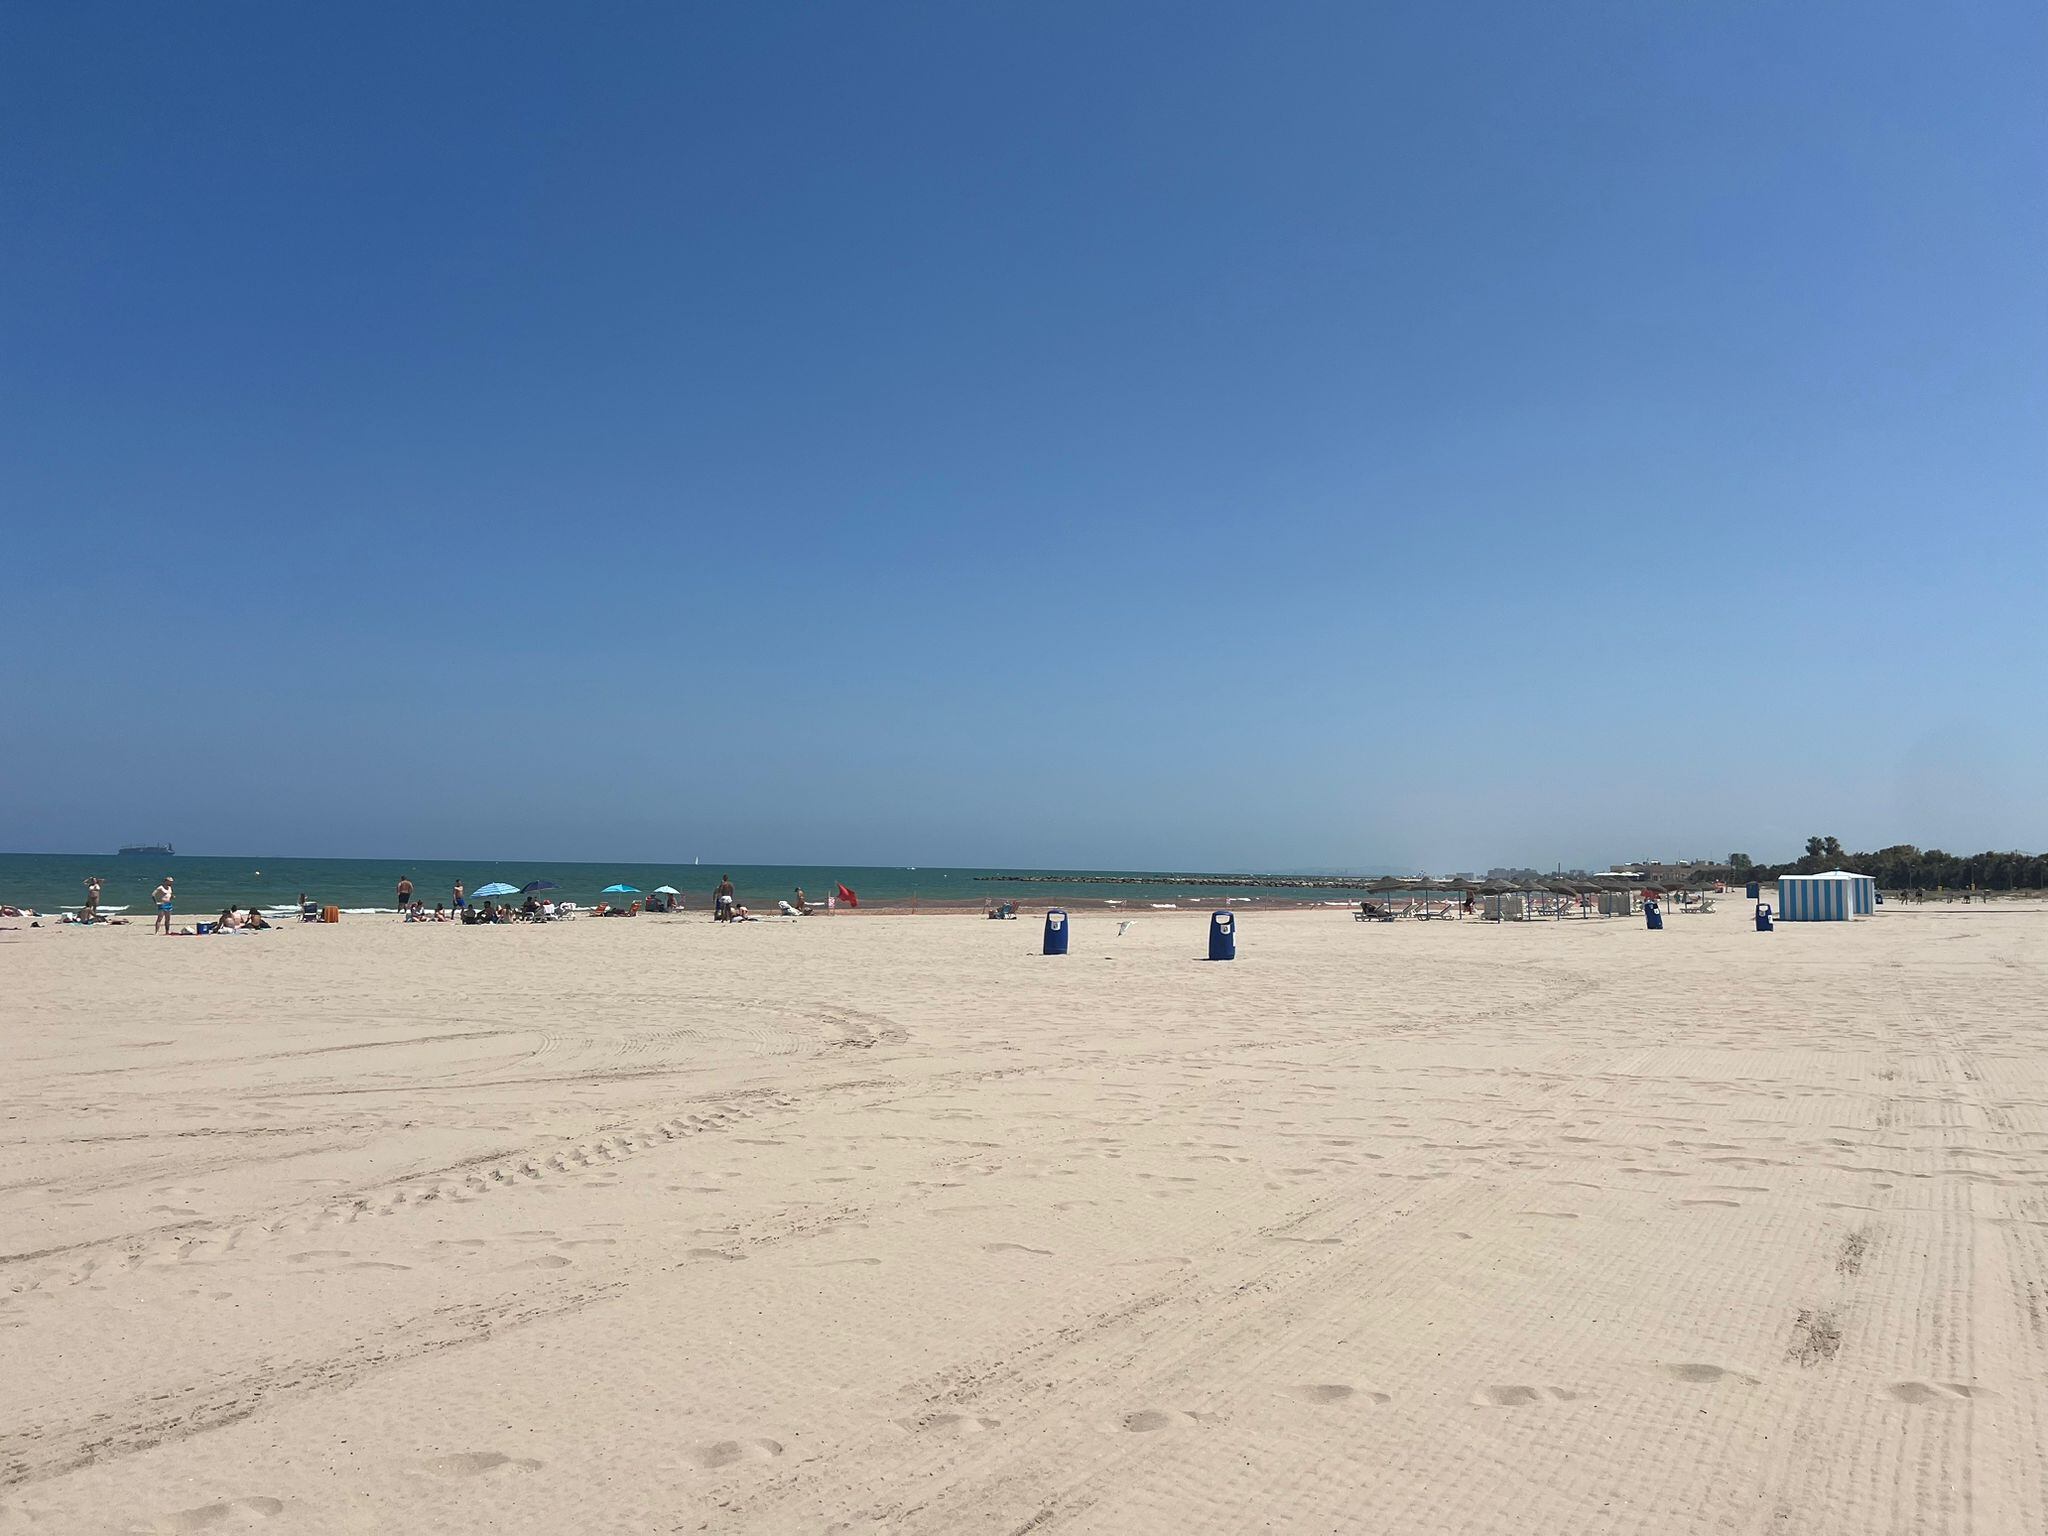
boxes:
[1722,840,2048,892]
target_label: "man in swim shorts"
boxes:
[153,877,174,935]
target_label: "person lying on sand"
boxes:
[243,907,270,930]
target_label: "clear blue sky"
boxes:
[3,2,2042,872]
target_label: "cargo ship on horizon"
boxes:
[116,842,174,857]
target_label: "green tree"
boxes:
[1729,853,1754,872]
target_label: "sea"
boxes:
[0,852,1399,917]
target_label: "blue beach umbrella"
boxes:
[521,880,558,894]
[601,884,640,895]
[471,882,520,899]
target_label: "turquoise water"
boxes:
[0,852,1391,916]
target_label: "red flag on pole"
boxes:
[836,883,859,908]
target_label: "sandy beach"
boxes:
[4,902,2046,1534]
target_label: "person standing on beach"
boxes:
[83,876,103,919]
[714,875,735,922]
[396,875,414,910]
[153,877,174,934]
[452,879,465,913]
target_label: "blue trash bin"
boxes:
[1042,908,1069,956]
[1755,903,1774,932]
[1644,899,1663,932]
[1208,910,1236,961]
[1745,881,1760,901]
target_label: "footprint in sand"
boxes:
[1115,1409,1203,1433]
[1677,1199,1741,1208]
[502,1254,572,1271]
[148,1496,284,1530]
[807,1257,884,1268]
[684,1248,747,1263]
[1888,1381,1987,1405]
[1283,1383,1389,1406]
[1662,1363,1759,1385]
[411,1452,541,1478]
[681,1439,783,1471]
[1471,1385,1585,1407]
[983,1243,1052,1256]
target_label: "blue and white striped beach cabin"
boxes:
[1822,870,1877,915]
[1776,872,1866,922]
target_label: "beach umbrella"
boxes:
[521,880,558,895]
[650,885,680,896]
[471,882,520,899]
[601,884,640,895]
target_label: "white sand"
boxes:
[3,902,2046,1533]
